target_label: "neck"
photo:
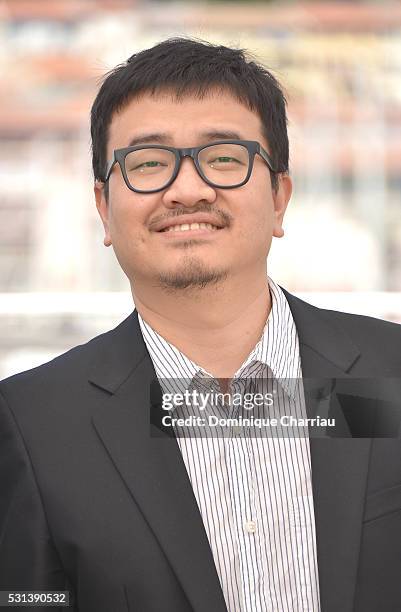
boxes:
[132,270,272,379]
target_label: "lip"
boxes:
[157,226,225,239]
[150,214,226,233]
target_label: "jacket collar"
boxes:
[280,287,360,375]
[88,287,362,394]
[88,310,147,394]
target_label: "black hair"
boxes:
[90,37,289,192]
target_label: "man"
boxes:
[0,38,400,612]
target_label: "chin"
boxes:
[156,262,229,291]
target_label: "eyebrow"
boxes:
[127,129,244,147]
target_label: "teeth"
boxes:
[165,222,219,232]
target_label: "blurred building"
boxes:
[0,0,400,376]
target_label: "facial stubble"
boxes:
[156,240,228,293]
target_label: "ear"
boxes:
[94,181,112,246]
[272,174,292,238]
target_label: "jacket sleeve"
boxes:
[0,388,76,611]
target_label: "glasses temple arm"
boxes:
[103,158,117,182]
[258,145,277,173]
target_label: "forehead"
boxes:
[107,89,266,153]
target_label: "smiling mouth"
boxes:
[159,222,224,233]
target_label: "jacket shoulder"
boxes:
[325,309,400,368]
[281,287,401,373]
[319,305,401,345]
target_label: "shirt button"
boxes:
[245,520,257,534]
[231,425,242,437]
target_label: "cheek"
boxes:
[235,189,272,236]
[108,193,151,244]
[234,197,274,261]
[110,209,141,243]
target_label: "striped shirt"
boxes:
[138,277,321,612]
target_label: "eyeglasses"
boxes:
[103,140,276,194]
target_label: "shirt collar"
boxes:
[138,276,301,402]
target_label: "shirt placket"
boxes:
[224,378,265,612]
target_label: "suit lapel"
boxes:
[89,313,227,612]
[282,289,372,612]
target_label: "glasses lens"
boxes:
[198,143,250,187]
[124,148,176,191]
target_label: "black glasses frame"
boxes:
[103,140,276,194]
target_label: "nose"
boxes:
[162,156,217,209]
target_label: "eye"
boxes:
[212,156,237,163]
[126,160,169,174]
[208,156,242,167]
[135,161,166,170]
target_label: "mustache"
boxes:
[149,204,233,229]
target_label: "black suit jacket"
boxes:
[1,289,401,612]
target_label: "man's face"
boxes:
[95,89,292,292]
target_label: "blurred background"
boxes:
[1,0,400,378]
